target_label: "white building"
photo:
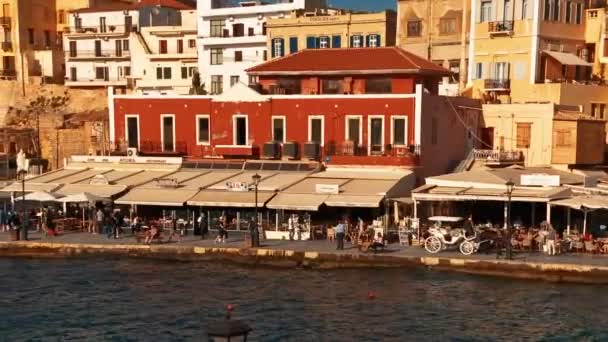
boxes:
[63,0,197,95]
[197,0,326,94]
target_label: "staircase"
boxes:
[452,149,475,173]
[135,31,152,54]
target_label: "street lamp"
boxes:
[505,179,515,260]
[206,305,252,342]
[251,173,262,247]
[16,149,28,241]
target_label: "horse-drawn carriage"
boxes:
[423,216,498,255]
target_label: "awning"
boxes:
[266,193,328,211]
[324,195,384,208]
[187,191,275,208]
[1,183,61,193]
[115,188,200,207]
[551,195,608,210]
[543,50,592,66]
[391,197,414,204]
[54,184,127,198]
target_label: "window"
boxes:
[552,0,560,21]
[576,3,583,24]
[234,50,243,62]
[125,66,131,76]
[233,116,248,146]
[319,36,329,49]
[99,17,106,33]
[123,39,129,51]
[332,35,341,48]
[69,41,77,57]
[156,67,171,79]
[346,116,361,147]
[181,66,188,79]
[555,129,572,147]
[159,40,167,54]
[126,116,139,148]
[161,115,175,152]
[210,48,223,65]
[431,117,438,145]
[95,67,108,80]
[544,0,551,20]
[272,116,286,143]
[365,78,392,93]
[211,75,223,94]
[565,1,572,23]
[367,34,380,47]
[369,117,384,154]
[75,17,82,29]
[504,0,512,21]
[516,123,532,148]
[272,38,284,57]
[28,28,34,45]
[196,115,210,145]
[289,37,298,54]
[232,23,244,37]
[188,39,196,48]
[480,1,492,22]
[474,62,485,79]
[522,0,529,19]
[321,79,343,94]
[210,19,225,37]
[276,78,300,94]
[392,116,408,146]
[306,36,318,49]
[493,62,510,80]
[115,39,123,57]
[94,40,102,56]
[230,75,239,86]
[177,39,183,53]
[56,32,63,48]
[69,67,77,81]
[440,18,457,35]
[44,30,50,47]
[248,27,254,36]
[308,116,324,145]
[58,10,65,24]
[262,22,267,35]
[188,67,196,77]
[350,35,362,48]
[407,21,421,37]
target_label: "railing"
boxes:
[65,76,127,83]
[1,41,11,51]
[0,16,10,28]
[65,49,131,58]
[484,79,511,90]
[325,142,421,158]
[201,32,266,38]
[473,149,523,163]
[0,69,16,77]
[64,25,132,35]
[488,20,514,33]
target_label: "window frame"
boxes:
[407,21,421,37]
[160,114,176,152]
[319,36,330,49]
[211,75,223,94]
[232,114,249,146]
[351,35,362,48]
[125,114,140,149]
[210,19,225,37]
[391,115,409,147]
[367,115,385,154]
[196,114,211,146]
[439,18,457,35]
[516,122,532,149]
[271,115,286,143]
[210,48,223,65]
[308,115,325,146]
[344,115,363,147]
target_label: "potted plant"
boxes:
[109,25,116,32]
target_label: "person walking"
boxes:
[198,212,208,240]
[335,220,346,250]
[95,208,104,235]
[288,214,295,241]
[546,226,557,256]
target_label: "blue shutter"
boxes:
[365,35,371,47]
[315,37,320,49]
[332,35,341,48]
[306,36,315,49]
[350,35,355,48]
[289,37,298,54]
[279,38,285,57]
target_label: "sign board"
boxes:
[520,174,560,187]
[90,174,110,185]
[226,181,250,192]
[315,184,340,194]
[70,155,182,165]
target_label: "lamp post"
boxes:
[505,179,515,260]
[251,173,262,247]
[16,149,28,241]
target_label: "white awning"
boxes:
[266,193,328,211]
[551,195,608,210]
[324,195,384,208]
[543,50,592,66]
[115,188,200,207]
[1,183,61,193]
[187,191,275,208]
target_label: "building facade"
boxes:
[265,9,396,60]
[109,47,481,179]
[196,0,326,95]
[397,0,469,94]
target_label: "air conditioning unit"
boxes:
[282,141,299,160]
[303,142,320,160]
[262,141,280,159]
[126,147,138,157]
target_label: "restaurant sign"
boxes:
[315,184,340,194]
[520,174,560,187]
[226,181,250,192]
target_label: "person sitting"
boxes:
[144,224,160,244]
[370,232,386,253]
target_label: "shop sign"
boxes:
[90,175,110,185]
[315,184,340,194]
[226,181,250,192]
[520,174,560,187]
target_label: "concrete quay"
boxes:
[1,232,608,284]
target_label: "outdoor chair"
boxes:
[326,228,335,241]
[585,241,599,254]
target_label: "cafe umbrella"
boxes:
[57,192,111,226]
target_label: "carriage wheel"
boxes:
[425,236,442,254]
[459,241,475,255]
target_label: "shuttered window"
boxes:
[516,123,532,148]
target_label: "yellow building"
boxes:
[397,0,469,88]
[468,0,608,114]
[266,9,396,59]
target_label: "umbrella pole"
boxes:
[583,210,588,236]
[566,207,571,236]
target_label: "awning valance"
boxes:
[115,188,199,207]
[187,191,275,208]
[551,195,608,210]
[266,193,328,211]
[54,184,127,198]
[543,50,592,66]
[1,183,61,193]
[324,195,384,208]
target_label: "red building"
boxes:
[109,47,481,179]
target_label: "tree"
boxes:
[191,71,207,95]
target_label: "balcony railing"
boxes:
[64,25,133,35]
[1,41,11,51]
[0,16,10,28]
[484,79,511,90]
[0,70,17,80]
[325,142,421,158]
[473,149,523,163]
[66,49,131,59]
[65,76,127,83]
[488,20,514,34]
[202,32,266,39]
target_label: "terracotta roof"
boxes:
[246,47,450,76]
[71,0,194,13]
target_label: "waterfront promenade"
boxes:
[2,231,608,283]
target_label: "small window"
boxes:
[233,116,248,146]
[516,123,532,148]
[309,117,323,145]
[210,19,225,37]
[124,66,131,76]
[234,50,243,62]
[163,67,171,79]
[481,0,493,22]
[350,35,363,48]
[248,27,254,36]
[367,34,380,48]
[319,36,329,49]
[576,3,583,24]
[188,39,196,48]
[197,115,210,145]
[161,115,174,152]
[69,41,77,57]
[177,39,183,53]
[289,37,298,54]
[210,48,223,65]
[555,129,572,147]
[211,75,223,94]
[181,67,187,79]
[95,67,106,80]
[407,21,421,37]
[159,40,167,54]
[230,75,239,86]
[272,116,285,143]
[272,38,284,57]
[392,117,408,146]
[440,18,457,35]
[123,39,129,51]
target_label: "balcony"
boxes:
[1,41,11,52]
[63,25,133,37]
[199,32,266,46]
[0,17,10,28]
[488,21,514,36]
[484,79,511,91]
[66,49,131,60]
[324,142,421,167]
[473,149,523,165]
